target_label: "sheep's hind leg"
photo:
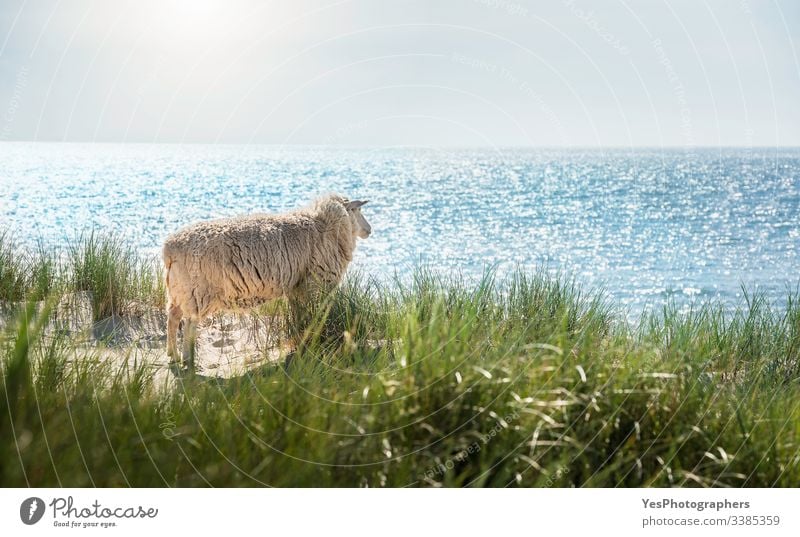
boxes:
[182,317,199,370]
[166,304,182,362]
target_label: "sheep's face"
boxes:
[345,200,371,239]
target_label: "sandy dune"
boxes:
[4,292,289,389]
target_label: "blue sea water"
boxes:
[1,143,798,317]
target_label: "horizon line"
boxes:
[1,140,799,150]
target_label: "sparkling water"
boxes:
[1,143,798,317]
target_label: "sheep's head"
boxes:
[345,199,371,239]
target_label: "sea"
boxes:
[1,143,798,317]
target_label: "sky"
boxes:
[0,0,798,147]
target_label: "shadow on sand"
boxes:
[165,351,294,390]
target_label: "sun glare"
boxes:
[156,0,224,42]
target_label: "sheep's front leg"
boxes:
[288,284,312,351]
[166,304,182,362]
[287,279,331,351]
[182,317,198,368]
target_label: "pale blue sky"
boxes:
[1,0,798,146]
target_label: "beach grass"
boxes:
[0,233,61,304]
[0,235,798,487]
[68,232,165,320]
[0,232,37,304]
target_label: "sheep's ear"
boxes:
[346,200,368,210]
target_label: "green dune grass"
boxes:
[0,233,798,487]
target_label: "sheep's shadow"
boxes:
[92,314,167,348]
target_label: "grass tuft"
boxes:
[68,232,164,320]
[0,233,62,304]
[0,232,29,303]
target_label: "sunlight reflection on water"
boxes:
[2,143,798,318]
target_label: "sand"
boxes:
[2,292,288,389]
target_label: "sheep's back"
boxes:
[163,213,316,295]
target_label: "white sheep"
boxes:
[162,194,371,367]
